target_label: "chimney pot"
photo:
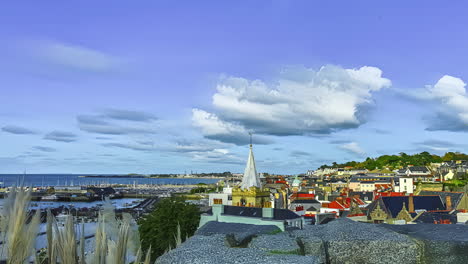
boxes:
[408,195,414,212]
[446,196,452,210]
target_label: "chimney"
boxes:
[262,207,274,218]
[446,196,452,210]
[408,195,414,212]
[212,204,224,215]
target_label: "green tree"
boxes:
[138,197,201,260]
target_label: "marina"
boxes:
[0,174,220,188]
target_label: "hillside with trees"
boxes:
[319,152,468,170]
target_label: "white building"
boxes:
[208,186,233,206]
[360,182,376,192]
[393,177,414,194]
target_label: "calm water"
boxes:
[0,174,219,187]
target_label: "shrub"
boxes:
[138,197,200,260]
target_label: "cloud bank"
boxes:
[33,146,56,152]
[2,125,36,135]
[77,109,158,135]
[418,75,468,132]
[192,65,390,144]
[44,131,77,142]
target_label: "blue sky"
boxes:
[1,1,468,174]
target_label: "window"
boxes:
[213,198,223,204]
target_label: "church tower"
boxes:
[232,133,271,207]
[240,137,261,189]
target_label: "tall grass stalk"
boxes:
[54,215,78,264]
[0,188,153,264]
[80,221,85,264]
[143,245,152,264]
[0,187,40,264]
[174,223,182,248]
[46,210,56,264]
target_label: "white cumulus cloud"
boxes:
[191,109,273,145]
[193,65,391,144]
[418,75,468,131]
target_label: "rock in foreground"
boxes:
[156,219,468,264]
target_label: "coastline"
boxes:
[79,175,227,180]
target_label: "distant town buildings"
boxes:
[203,145,468,230]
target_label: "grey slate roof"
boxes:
[290,199,321,204]
[413,211,457,224]
[407,166,429,173]
[217,205,301,220]
[418,191,465,209]
[367,195,446,218]
[196,221,280,236]
[305,203,321,211]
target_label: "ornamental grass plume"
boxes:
[53,215,78,264]
[105,223,130,264]
[142,245,152,264]
[80,221,86,264]
[1,188,152,264]
[89,212,108,264]
[86,199,145,264]
[46,210,56,264]
[174,223,182,248]
[0,187,40,264]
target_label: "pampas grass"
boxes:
[0,187,40,264]
[53,215,78,264]
[46,210,56,264]
[174,223,182,248]
[0,188,155,264]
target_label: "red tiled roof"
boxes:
[290,193,316,200]
[327,196,365,210]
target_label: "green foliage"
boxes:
[266,229,283,235]
[441,152,468,161]
[319,151,465,170]
[444,179,468,187]
[138,197,200,261]
[189,186,216,194]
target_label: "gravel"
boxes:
[156,234,321,264]
[249,232,299,252]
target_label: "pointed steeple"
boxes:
[240,133,261,190]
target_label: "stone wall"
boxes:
[157,219,468,264]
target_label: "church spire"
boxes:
[240,133,261,190]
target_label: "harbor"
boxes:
[0,175,220,226]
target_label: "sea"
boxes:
[0,174,220,187]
